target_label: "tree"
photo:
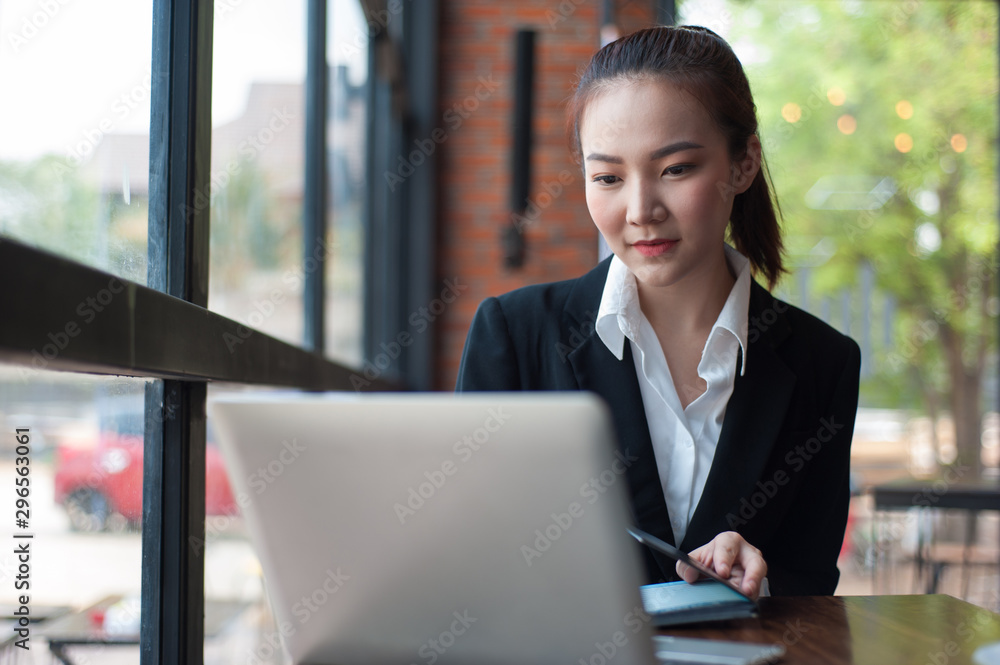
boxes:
[726,1,998,475]
[0,156,149,283]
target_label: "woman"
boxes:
[456,25,860,599]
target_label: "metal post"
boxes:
[143,0,213,661]
[304,0,329,354]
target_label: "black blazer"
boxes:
[455,257,861,596]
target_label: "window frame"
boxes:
[0,0,420,662]
[362,0,440,390]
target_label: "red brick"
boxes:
[435,0,656,389]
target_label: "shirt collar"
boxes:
[717,244,751,376]
[595,254,636,361]
[595,244,752,375]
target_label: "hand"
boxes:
[676,531,767,601]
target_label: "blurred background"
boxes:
[0,0,997,662]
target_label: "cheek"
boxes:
[673,178,732,227]
[684,178,725,209]
[688,180,736,239]
[585,188,619,233]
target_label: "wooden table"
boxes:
[31,593,1000,664]
[661,595,1000,665]
[35,595,251,665]
[872,476,1000,596]
[872,476,1000,512]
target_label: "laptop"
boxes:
[209,392,659,665]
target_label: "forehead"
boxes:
[578,79,724,156]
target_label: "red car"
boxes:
[54,425,237,532]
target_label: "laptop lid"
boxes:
[209,391,657,665]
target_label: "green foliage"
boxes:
[207,160,307,292]
[726,1,998,414]
[0,157,101,262]
[0,157,148,283]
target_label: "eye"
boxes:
[663,164,694,177]
[592,174,621,185]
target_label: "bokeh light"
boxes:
[782,102,802,123]
[951,134,968,152]
[896,100,914,119]
[895,133,914,153]
[827,87,846,106]
[837,114,857,135]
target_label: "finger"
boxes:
[676,560,700,584]
[680,543,711,582]
[739,548,768,600]
[727,571,748,596]
[713,538,740,577]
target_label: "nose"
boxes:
[624,178,666,226]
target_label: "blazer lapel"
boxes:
[561,259,678,581]
[567,337,673,533]
[681,283,797,552]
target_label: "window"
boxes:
[0,373,146,637]
[0,0,403,662]
[208,3,307,349]
[0,1,153,282]
[326,0,369,366]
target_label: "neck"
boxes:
[636,249,736,334]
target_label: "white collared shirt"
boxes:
[595,245,751,547]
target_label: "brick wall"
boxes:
[434,0,657,389]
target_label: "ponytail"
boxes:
[730,162,785,290]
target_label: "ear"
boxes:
[730,135,762,195]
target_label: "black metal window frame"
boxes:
[0,0,439,662]
[363,0,439,390]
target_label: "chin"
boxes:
[630,265,686,289]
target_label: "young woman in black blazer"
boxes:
[456,26,860,599]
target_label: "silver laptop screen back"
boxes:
[210,392,656,665]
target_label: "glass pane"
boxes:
[0,2,152,284]
[679,0,998,602]
[0,370,145,661]
[208,3,307,349]
[325,0,369,367]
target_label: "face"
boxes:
[579,79,759,292]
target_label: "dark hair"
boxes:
[567,26,785,289]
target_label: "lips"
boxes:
[632,239,678,257]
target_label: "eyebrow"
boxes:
[585,141,705,164]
